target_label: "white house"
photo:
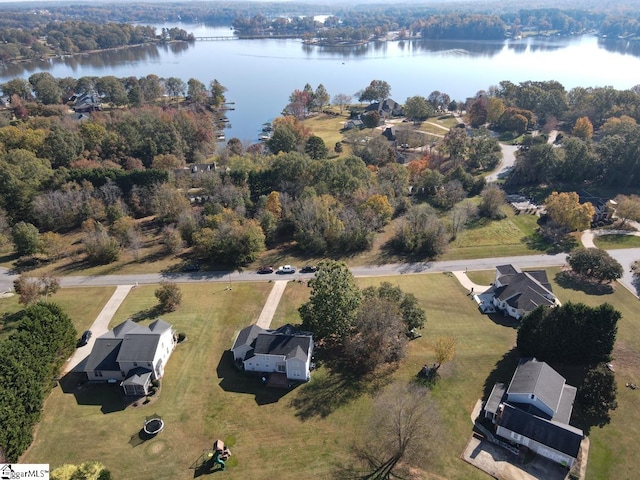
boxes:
[84,319,176,396]
[484,358,583,468]
[491,264,560,319]
[231,324,314,382]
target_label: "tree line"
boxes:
[517,301,620,424]
[1,74,639,270]
[231,8,639,43]
[0,21,192,64]
[0,303,77,462]
[462,80,640,189]
[1,1,639,42]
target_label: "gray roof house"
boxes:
[344,118,364,130]
[84,319,176,396]
[231,324,314,382]
[73,92,102,113]
[491,264,559,320]
[484,358,583,468]
[364,98,405,118]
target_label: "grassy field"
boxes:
[593,234,640,249]
[0,286,115,340]
[14,268,640,479]
[441,208,546,260]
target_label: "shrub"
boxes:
[154,280,182,312]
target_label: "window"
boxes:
[133,362,138,367]
[277,365,286,372]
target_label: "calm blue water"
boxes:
[1,24,639,142]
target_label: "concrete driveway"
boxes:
[62,284,134,374]
[487,144,519,182]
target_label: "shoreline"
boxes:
[1,39,190,67]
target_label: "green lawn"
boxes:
[18,268,640,479]
[19,277,496,479]
[441,208,545,260]
[0,286,115,340]
[593,234,640,249]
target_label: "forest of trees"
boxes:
[1,72,639,269]
[0,2,639,51]
[0,21,192,63]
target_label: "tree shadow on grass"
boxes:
[482,348,521,402]
[554,271,614,296]
[523,233,550,252]
[289,351,394,420]
[129,305,164,323]
[58,371,126,414]
[289,371,370,420]
[215,350,293,406]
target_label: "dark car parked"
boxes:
[257,266,274,274]
[300,265,318,273]
[78,330,92,347]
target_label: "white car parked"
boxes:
[278,265,296,274]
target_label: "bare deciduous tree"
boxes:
[346,382,441,479]
[449,199,478,240]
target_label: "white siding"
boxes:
[244,353,286,373]
[286,358,309,381]
[506,393,554,418]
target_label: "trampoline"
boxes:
[143,417,164,436]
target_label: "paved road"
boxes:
[2,250,638,298]
[487,144,519,182]
[0,256,559,291]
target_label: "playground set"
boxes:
[191,439,233,474]
[209,439,232,471]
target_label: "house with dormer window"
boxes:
[491,264,560,319]
[84,319,176,396]
[231,324,314,382]
[484,358,583,468]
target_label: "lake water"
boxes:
[1,24,640,142]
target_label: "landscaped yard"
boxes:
[15,266,640,479]
[441,208,545,260]
[0,286,115,340]
[593,234,640,249]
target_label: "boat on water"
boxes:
[259,132,272,141]
[217,133,226,141]
[262,122,273,132]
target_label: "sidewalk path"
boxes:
[255,280,288,329]
[63,284,134,374]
